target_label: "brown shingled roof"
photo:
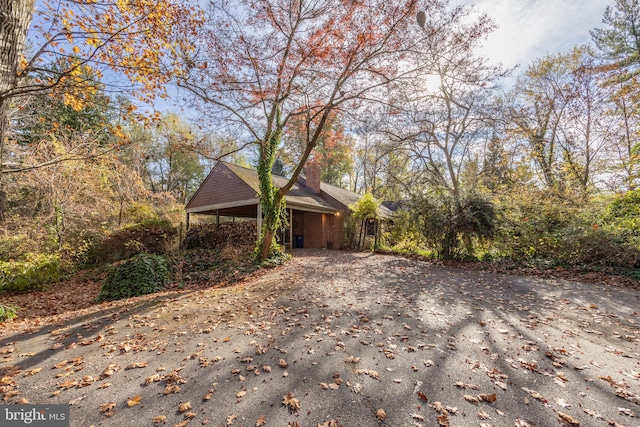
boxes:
[187,161,393,218]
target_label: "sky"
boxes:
[459,0,612,70]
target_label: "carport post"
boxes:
[289,208,293,250]
[186,213,190,230]
[257,203,262,243]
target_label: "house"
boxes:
[185,160,392,249]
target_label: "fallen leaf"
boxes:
[433,401,447,414]
[282,393,300,411]
[100,364,118,379]
[554,397,571,408]
[417,391,428,402]
[127,395,142,407]
[100,402,116,413]
[145,374,162,385]
[152,415,166,424]
[236,390,246,398]
[69,396,85,405]
[255,415,266,426]
[410,413,425,421]
[583,408,602,419]
[522,387,546,402]
[125,361,148,370]
[464,394,479,404]
[24,368,42,377]
[455,381,479,390]
[437,414,450,426]
[178,402,192,413]
[226,413,237,424]
[557,412,580,426]
[376,408,386,420]
[618,407,634,416]
[478,393,497,403]
[278,359,288,368]
[515,419,536,427]
[478,410,491,420]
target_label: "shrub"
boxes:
[183,222,256,250]
[492,191,640,269]
[416,193,496,259]
[0,253,63,293]
[602,189,640,237]
[87,221,178,265]
[0,303,19,322]
[559,227,639,268]
[97,253,170,302]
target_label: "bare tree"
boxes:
[177,0,431,259]
[389,4,507,200]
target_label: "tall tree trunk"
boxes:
[0,0,36,218]
[256,107,285,260]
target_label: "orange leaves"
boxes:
[24,0,205,106]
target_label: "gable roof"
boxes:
[186,161,392,218]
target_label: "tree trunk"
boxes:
[0,0,36,217]
[0,1,35,98]
[256,107,285,260]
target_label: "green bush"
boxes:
[0,303,19,322]
[559,227,639,268]
[492,191,640,269]
[603,189,640,236]
[416,193,496,259]
[97,253,170,302]
[0,253,63,293]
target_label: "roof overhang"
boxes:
[187,198,339,216]
[186,198,260,214]
[284,201,339,215]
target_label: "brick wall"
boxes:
[300,211,347,249]
[305,159,321,193]
[303,212,324,248]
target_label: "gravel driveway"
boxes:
[1,250,639,427]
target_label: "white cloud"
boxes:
[459,0,611,68]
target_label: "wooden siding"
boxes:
[186,163,257,211]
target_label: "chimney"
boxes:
[304,158,321,194]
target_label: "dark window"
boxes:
[365,219,375,236]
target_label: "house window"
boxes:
[365,219,375,236]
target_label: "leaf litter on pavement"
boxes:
[0,250,638,426]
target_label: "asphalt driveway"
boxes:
[1,250,639,426]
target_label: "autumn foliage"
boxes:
[17,0,203,107]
